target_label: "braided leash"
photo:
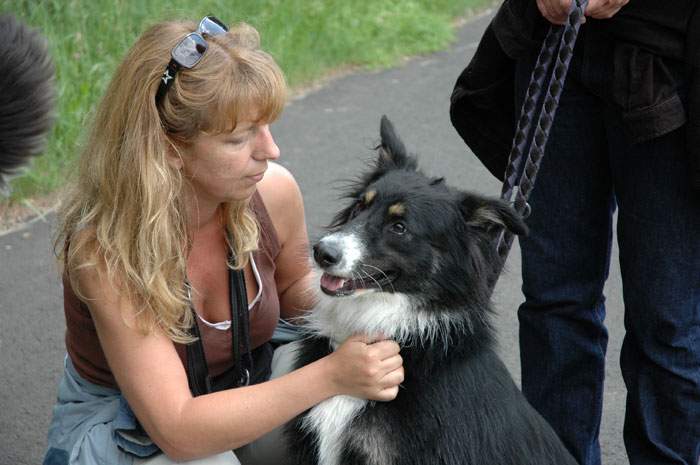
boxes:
[495,0,588,274]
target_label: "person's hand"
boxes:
[327,334,404,401]
[537,0,629,25]
[585,0,629,20]
[537,0,574,25]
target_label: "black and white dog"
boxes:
[285,117,577,465]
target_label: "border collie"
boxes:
[285,116,578,465]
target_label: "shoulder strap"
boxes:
[185,246,252,396]
[185,283,213,396]
[230,264,252,388]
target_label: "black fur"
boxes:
[286,116,577,465]
[0,14,56,192]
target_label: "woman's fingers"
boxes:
[380,353,403,373]
[329,335,404,401]
[375,385,400,402]
[380,364,404,388]
[368,339,401,361]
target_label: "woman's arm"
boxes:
[79,261,403,461]
[257,162,317,318]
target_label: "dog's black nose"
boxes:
[313,242,342,267]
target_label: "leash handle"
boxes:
[495,0,588,269]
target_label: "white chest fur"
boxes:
[299,291,456,465]
[299,293,413,465]
[303,395,368,465]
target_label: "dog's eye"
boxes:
[390,222,406,235]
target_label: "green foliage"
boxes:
[2,0,490,200]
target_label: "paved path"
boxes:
[0,9,629,464]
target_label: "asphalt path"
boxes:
[0,9,629,465]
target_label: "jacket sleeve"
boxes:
[450,21,515,181]
[687,5,700,190]
[449,0,542,181]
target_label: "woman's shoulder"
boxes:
[62,225,97,277]
[255,162,305,246]
[64,228,116,299]
[257,162,302,206]
[64,226,134,319]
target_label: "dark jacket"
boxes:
[451,0,700,189]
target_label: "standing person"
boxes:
[519,2,700,465]
[43,17,404,465]
[452,1,700,464]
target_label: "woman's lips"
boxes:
[248,171,265,182]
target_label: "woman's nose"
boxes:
[253,124,280,161]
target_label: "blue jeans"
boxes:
[516,36,700,465]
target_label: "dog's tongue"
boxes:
[321,273,347,292]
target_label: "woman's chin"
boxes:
[227,184,258,202]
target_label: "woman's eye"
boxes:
[228,131,253,145]
[390,222,406,235]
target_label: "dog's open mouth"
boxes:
[320,271,398,297]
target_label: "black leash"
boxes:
[495,0,588,276]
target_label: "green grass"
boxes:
[2,0,492,203]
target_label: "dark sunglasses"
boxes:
[155,16,228,104]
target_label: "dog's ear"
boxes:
[377,115,416,171]
[460,193,528,236]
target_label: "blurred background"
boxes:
[1,0,491,212]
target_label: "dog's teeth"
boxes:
[321,273,346,292]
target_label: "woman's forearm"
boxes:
[160,355,336,460]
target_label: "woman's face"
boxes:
[179,118,280,206]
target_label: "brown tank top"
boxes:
[64,191,281,388]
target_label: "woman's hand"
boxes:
[327,335,404,401]
[537,0,629,25]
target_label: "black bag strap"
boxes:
[185,245,252,396]
[230,265,253,388]
[185,289,213,396]
[494,0,588,277]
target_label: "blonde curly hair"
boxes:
[56,19,287,343]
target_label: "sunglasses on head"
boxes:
[155,16,228,104]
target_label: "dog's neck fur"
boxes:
[303,290,495,355]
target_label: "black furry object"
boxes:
[0,14,56,192]
[290,338,577,465]
[286,116,578,465]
